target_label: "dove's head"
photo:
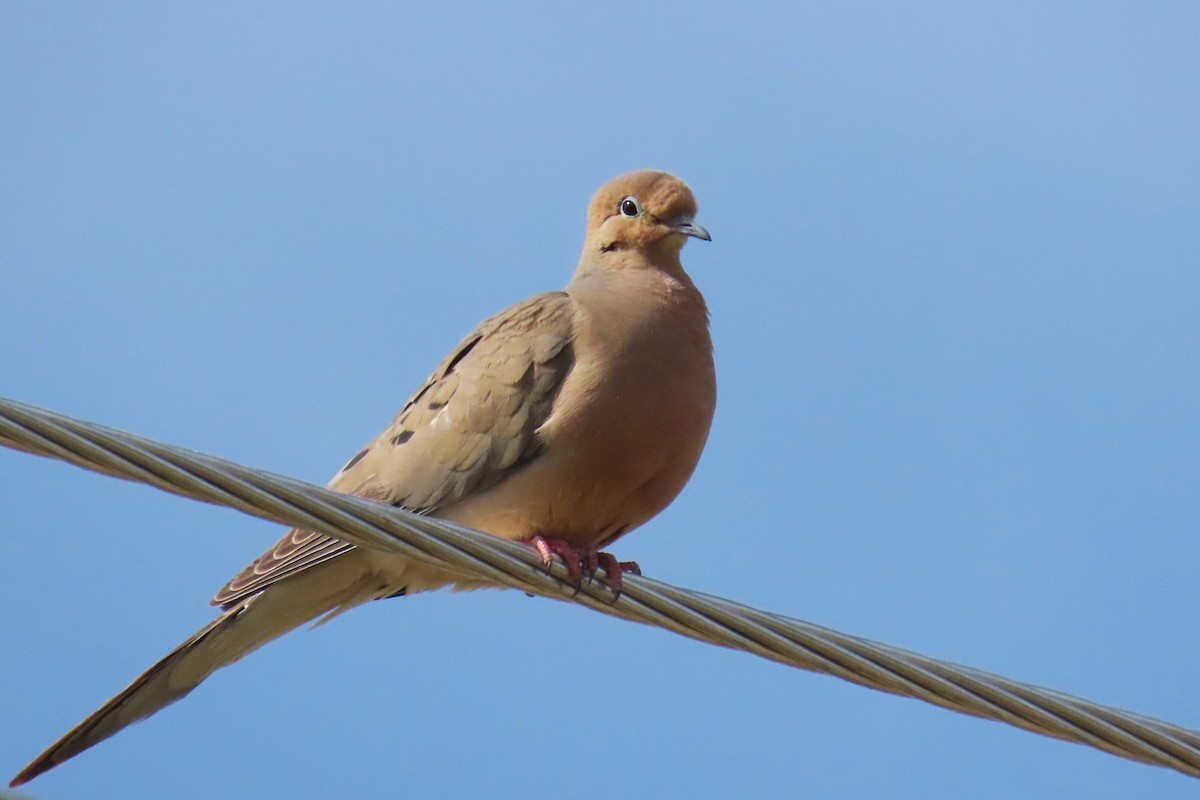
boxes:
[583,170,710,268]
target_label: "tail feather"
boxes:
[12,553,384,787]
[12,610,242,787]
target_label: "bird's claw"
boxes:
[527,536,638,599]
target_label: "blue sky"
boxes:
[2,3,1198,798]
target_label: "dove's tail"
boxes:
[11,552,391,787]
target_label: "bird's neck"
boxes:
[568,260,706,317]
[565,264,711,373]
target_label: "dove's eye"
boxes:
[618,196,643,218]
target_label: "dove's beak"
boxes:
[670,217,712,242]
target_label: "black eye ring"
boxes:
[618,196,643,218]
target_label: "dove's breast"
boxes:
[439,268,715,550]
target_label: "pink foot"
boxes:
[530,536,585,584]
[594,552,641,595]
[528,536,640,597]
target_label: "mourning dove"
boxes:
[12,169,715,786]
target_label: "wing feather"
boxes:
[212,291,575,607]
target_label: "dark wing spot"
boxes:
[341,447,369,473]
[403,383,433,412]
[444,335,482,376]
[391,430,414,445]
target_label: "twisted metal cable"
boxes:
[1,395,1198,778]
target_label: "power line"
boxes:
[2,395,1197,778]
